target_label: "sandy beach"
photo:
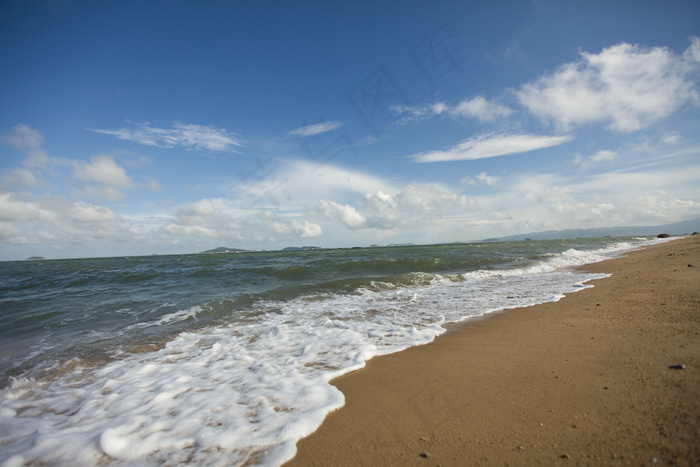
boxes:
[287,236,700,466]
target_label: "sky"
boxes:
[1,0,699,260]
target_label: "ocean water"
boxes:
[0,237,665,466]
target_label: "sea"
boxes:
[0,236,668,466]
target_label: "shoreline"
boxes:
[287,236,700,466]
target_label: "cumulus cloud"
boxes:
[0,193,53,222]
[71,155,155,201]
[287,121,343,137]
[319,183,471,231]
[318,200,367,230]
[0,192,144,248]
[89,122,245,152]
[2,125,160,203]
[518,37,700,132]
[409,133,573,163]
[73,155,134,188]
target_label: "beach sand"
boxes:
[287,236,700,466]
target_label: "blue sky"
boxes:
[1,0,699,260]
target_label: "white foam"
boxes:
[0,239,653,467]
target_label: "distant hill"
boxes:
[199,247,248,254]
[486,218,700,242]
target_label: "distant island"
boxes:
[25,256,46,261]
[283,246,321,251]
[199,247,248,254]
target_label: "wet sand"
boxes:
[287,235,700,466]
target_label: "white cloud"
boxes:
[2,168,37,189]
[66,201,123,223]
[518,37,700,132]
[176,199,216,225]
[573,149,618,168]
[478,165,700,233]
[409,133,573,163]
[661,131,681,144]
[256,211,322,238]
[448,96,513,122]
[627,195,700,222]
[3,124,50,168]
[391,96,512,125]
[233,159,397,210]
[287,121,343,137]
[589,150,618,164]
[0,192,146,248]
[83,185,126,202]
[145,178,161,191]
[71,155,146,201]
[89,122,245,152]
[461,172,500,186]
[318,183,471,231]
[0,193,53,222]
[430,102,449,115]
[318,200,367,230]
[73,155,134,188]
[162,198,322,242]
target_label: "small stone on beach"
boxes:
[668,364,686,370]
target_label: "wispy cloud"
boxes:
[287,121,343,137]
[461,172,500,186]
[573,149,618,168]
[409,133,573,163]
[518,37,700,132]
[391,96,512,126]
[445,96,513,121]
[661,131,681,144]
[89,122,245,152]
